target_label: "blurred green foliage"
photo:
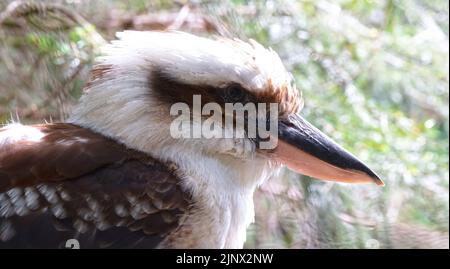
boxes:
[0,0,448,248]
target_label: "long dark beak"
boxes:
[271,114,384,186]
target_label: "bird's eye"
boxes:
[224,84,246,103]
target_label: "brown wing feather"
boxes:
[0,123,191,248]
[0,124,128,191]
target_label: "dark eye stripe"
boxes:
[150,70,257,107]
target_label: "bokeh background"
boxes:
[0,0,448,248]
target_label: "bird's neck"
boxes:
[157,145,275,248]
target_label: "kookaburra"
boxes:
[0,31,383,248]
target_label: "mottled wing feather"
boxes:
[0,123,191,248]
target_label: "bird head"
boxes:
[69,31,383,187]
